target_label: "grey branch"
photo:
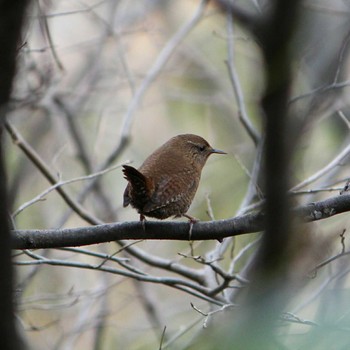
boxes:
[11,194,350,250]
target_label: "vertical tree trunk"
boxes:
[0,1,30,349]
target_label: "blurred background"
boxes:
[8,0,350,349]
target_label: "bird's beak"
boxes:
[210,148,227,155]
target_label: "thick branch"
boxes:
[11,194,350,249]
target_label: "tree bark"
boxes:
[0,1,30,349]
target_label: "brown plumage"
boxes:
[122,134,226,221]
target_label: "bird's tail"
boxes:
[122,165,153,207]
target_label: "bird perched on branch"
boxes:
[122,134,226,224]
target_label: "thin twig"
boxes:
[291,142,350,191]
[118,242,205,284]
[337,110,350,130]
[290,187,343,195]
[310,250,350,275]
[205,193,215,221]
[53,96,93,173]
[214,0,260,34]
[190,302,235,328]
[37,0,64,71]
[14,256,224,304]
[56,247,147,276]
[280,312,318,327]
[229,236,261,275]
[161,317,203,349]
[225,11,259,146]
[333,29,350,84]
[340,229,346,254]
[13,161,129,217]
[158,326,167,350]
[289,80,350,104]
[5,121,103,225]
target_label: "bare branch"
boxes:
[114,0,209,163]
[36,0,64,71]
[5,121,103,225]
[213,0,261,34]
[291,142,350,191]
[225,11,260,145]
[13,161,128,217]
[14,254,224,305]
[11,194,350,249]
[289,80,350,104]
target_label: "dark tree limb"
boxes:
[11,194,350,250]
[0,1,31,349]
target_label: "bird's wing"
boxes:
[143,175,196,213]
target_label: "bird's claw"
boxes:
[140,214,146,231]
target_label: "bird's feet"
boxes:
[183,213,223,242]
[139,214,147,231]
[183,214,198,240]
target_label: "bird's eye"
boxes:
[198,145,206,152]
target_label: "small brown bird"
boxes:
[122,134,226,223]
